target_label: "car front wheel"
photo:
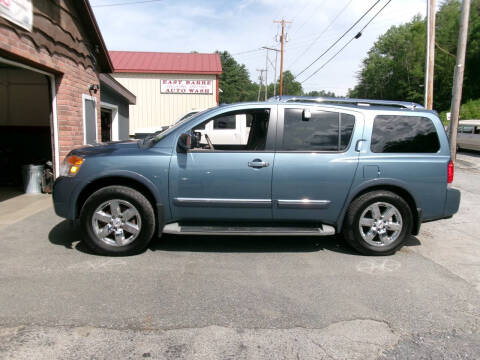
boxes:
[80,185,156,256]
[342,190,413,255]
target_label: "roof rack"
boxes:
[269,96,424,110]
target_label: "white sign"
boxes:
[446,112,451,122]
[161,79,213,94]
[0,0,32,32]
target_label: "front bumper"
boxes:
[444,187,461,217]
[52,176,78,220]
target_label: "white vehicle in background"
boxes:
[194,113,252,145]
[457,120,480,151]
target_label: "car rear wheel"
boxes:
[80,185,156,256]
[342,190,413,255]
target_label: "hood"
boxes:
[70,140,141,157]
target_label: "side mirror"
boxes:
[177,133,191,152]
[193,131,202,145]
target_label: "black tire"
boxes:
[342,190,413,256]
[80,185,156,256]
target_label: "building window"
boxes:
[83,95,97,145]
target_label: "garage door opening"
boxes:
[0,62,53,201]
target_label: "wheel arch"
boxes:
[338,183,421,235]
[76,175,165,234]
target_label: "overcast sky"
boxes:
[90,0,430,96]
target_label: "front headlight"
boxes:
[60,155,85,177]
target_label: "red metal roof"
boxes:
[109,51,222,75]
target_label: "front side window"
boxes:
[371,115,440,153]
[191,109,270,151]
[281,108,355,151]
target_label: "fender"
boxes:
[73,170,165,234]
[336,177,420,234]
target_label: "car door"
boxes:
[169,105,277,221]
[272,105,363,225]
[473,126,480,151]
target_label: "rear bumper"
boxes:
[444,187,461,217]
[414,188,460,235]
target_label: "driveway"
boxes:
[0,152,479,359]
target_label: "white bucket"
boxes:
[22,164,45,194]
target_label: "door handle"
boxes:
[355,139,366,152]
[248,159,269,168]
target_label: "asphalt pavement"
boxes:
[0,151,479,359]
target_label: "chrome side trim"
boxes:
[174,197,272,208]
[276,199,331,209]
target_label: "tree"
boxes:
[217,51,258,103]
[280,70,303,96]
[218,51,338,103]
[350,0,480,115]
[304,90,336,97]
[349,15,426,104]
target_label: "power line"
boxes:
[289,0,354,68]
[92,0,163,8]
[231,48,263,56]
[294,0,381,79]
[299,0,393,84]
[288,0,328,37]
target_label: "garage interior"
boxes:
[0,62,53,201]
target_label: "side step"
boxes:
[162,223,335,236]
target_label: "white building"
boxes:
[110,51,222,135]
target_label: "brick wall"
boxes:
[0,0,105,168]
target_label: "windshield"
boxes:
[147,107,216,145]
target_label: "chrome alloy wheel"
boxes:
[359,202,403,247]
[91,199,142,247]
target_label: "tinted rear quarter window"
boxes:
[282,108,355,151]
[371,115,440,153]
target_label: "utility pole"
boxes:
[424,0,436,109]
[256,69,266,101]
[449,0,471,162]
[264,49,268,101]
[262,46,280,96]
[274,19,291,96]
[273,50,278,96]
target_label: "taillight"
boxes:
[447,160,454,184]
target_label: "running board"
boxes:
[162,223,335,236]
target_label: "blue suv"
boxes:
[53,96,460,256]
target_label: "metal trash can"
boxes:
[22,164,45,194]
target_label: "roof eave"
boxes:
[99,73,136,105]
[113,70,222,75]
[76,0,114,73]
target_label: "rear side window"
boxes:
[371,115,440,153]
[282,109,355,151]
[462,125,474,133]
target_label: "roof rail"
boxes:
[269,96,424,110]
